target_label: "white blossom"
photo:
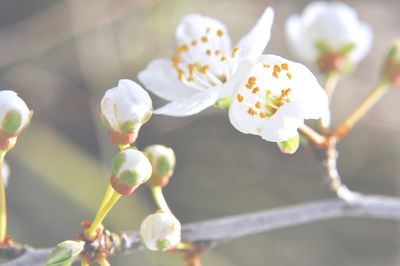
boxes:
[285,1,372,70]
[0,90,31,136]
[228,55,329,145]
[100,79,152,139]
[140,211,181,251]
[138,8,274,116]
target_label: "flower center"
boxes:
[236,63,294,119]
[171,27,240,90]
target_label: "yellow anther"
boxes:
[281,63,289,71]
[248,76,257,84]
[219,75,227,83]
[252,87,260,94]
[206,49,212,56]
[188,76,194,82]
[220,56,227,62]
[217,29,224,37]
[263,64,270,68]
[260,112,267,118]
[237,94,244,102]
[177,69,185,80]
[255,101,261,109]
[172,55,181,63]
[274,65,282,73]
[272,71,279,78]
[247,107,256,116]
[201,36,208,43]
[287,73,292,79]
[201,65,209,74]
[231,47,240,58]
[188,64,195,75]
[215,50,222,56]
[191,40,198,46]
[175,44,189,53]
[246,83,254,89]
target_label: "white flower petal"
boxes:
[236,7,274,61]
[260,103,303,142]
[285,15,316,63]
[349,22,373,63]
[154,89,219,117]
[176,13,231,53]
[138,59,199,101]
[219,59,254,98]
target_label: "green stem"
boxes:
[81,259,90,266]
[97,184,114,215]
[151,186,171,213]
[0,150,7,243]
[98,258,111,266]
[333,81,389,140]
[84,188,121,241]
[320,72,340,130]
[324,71,340,100]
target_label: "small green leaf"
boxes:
[46,240,84,266]
[2,111,21,134]
[339,42,356,55]
[120,120,138,132]
[315,40,330,53]
[277,134,300,154]
[112,152,126,175]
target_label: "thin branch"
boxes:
[3,195,400,265]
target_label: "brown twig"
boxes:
[3,195,400,265]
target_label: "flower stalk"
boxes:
[0,150,7,244]
[151,186,172,213]
[84,188,121,241]
[299,125,327,146]
[333,81,389,141]
[324,71,340,101]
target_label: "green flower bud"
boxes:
[110,148,152,196]
[0,90,32,151]
[381,40,400,86]
[277,134,300,154]
[144,145,176,187]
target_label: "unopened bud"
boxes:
[315,42,354,74]
[110,148,152,196]
[140,211,181,251]
[144,145,176,187]
[46,240,85,266]
[0,91,32,151]
[277,134,300,154]
[381,40,400,85]
[100,79,152,146]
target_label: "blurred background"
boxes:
[1,0,400,265]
